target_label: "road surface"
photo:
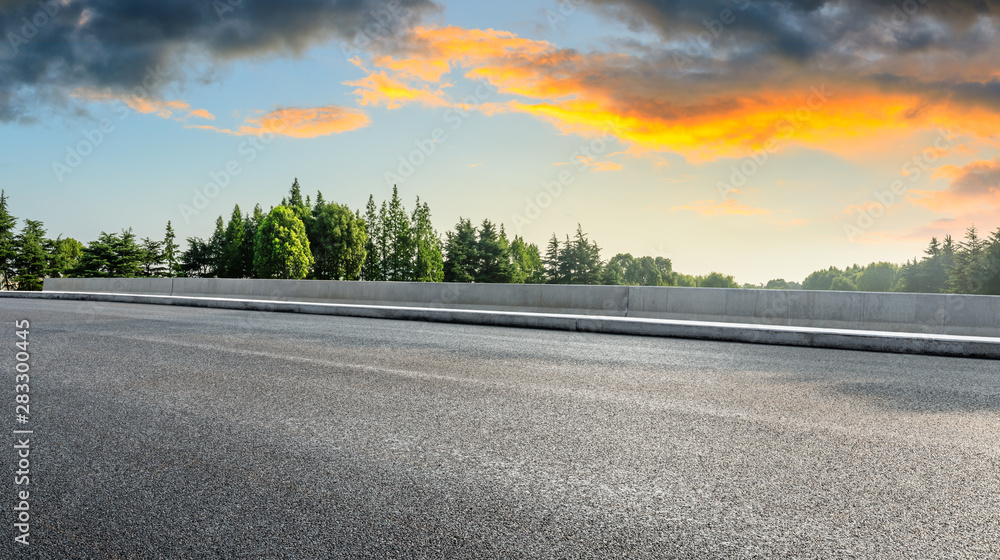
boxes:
[2,298,998,559]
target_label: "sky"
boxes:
[2,0,999,285]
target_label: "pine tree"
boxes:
[139,237,165,277]
[12,220,48,290]
[384,186,414,281]
[544,234,561,283]
[475,219,514,283]
[361,195,383,281]
[411,198,444,282]
[0,190,18,289]
[163,221,181,278]
[207,216,226,278]
[221,204,246,278]
[443,218,477,283]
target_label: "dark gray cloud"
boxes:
[585,0,1000,60]
[0,0,434,122]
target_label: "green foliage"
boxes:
[509,235,545,284]
[13,220,48,290]
[475,219,515,283]
[180,237,215,277]
[696,272,739,288]
[443,218,477,283]
[361,195,383,281]
[139,237,165,277]
[830,276,856,291]
[71,230,144,278]
[856,262,898,292]
[45,237,83,278]
[163,221,181,277]
[411,199,444,282]
[384,186,414,281]
[0,190,18,289]
[310,199,368,280]
[253,206,314,279]
[546,225,603,284]
[220,205,247,278]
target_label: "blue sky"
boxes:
[3,0,999,284]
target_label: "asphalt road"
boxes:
[2,298,998,559]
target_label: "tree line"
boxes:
[2,180,999,295]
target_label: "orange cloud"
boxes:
[193,106,370,138]
[72,88,215,121]
[672,199,771,216]
[910,158,1000,212]
[350,26,1000,162]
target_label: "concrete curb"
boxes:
[4,290,1000,359]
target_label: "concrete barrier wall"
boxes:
[41,278,1000,337]
[43,278,630,317]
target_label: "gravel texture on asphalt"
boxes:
[1,298,998,559]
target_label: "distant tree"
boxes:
[71,230,144,278]
[443,218,477,283]
[654,257,674,286]
[253,206,313,279]
[674,273,697,287]
[856,262,898,292]
[243,205,265,279]
[802,266,844,290]
[410,198,444,282]
[0,190,18,289]
[475,219,515,283]
[220,205,247,278]
[163,221,182,277]
[557,225,602,284]
[697,272,738,288]
[384,186,414,281]
[509,235,544,284]
[830,276,857,291]
[950,225,987,294]
[361,195,383,281]
[630,256,663,286]
[602,253,632,285]
[310,200,368,280]
[765,278,790,290]
[45,237,83,278]
[544,234,562,283]
[139,237,165,277]
[12,220,48,290]
[180,237,215,278]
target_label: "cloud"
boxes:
[910,157,1000,211]
[672,198,771,216]
[72,89,214,120]
[0,0,434,122]
[191,105,370,138]
[351,24,1000,161]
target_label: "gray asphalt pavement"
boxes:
[2,298,998,559]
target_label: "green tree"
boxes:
[443,218,477,283]
[253,206,314,279]
[361,195,384,281]
[13,220,48,290]
[163,221,182,277]
[557,225,603,284]
[830,276,857,291]
[949,225,987,293]
[221,204,247,278]
[139,237,165,277]
[310,200,368,280]
[802,266,844,290]
[411,198,444,282]
[45,237,83,278]
[0,190,18,289]
[71,230,144,278]
[510,235,545,284]
[856,262,898,292]
[602,253,632,285]
[243,205,265,279]
[475,219,515,283]
[697,272,739,288]
[544,234,562,283]
[384,186,414,281]
[180,237,215,277]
